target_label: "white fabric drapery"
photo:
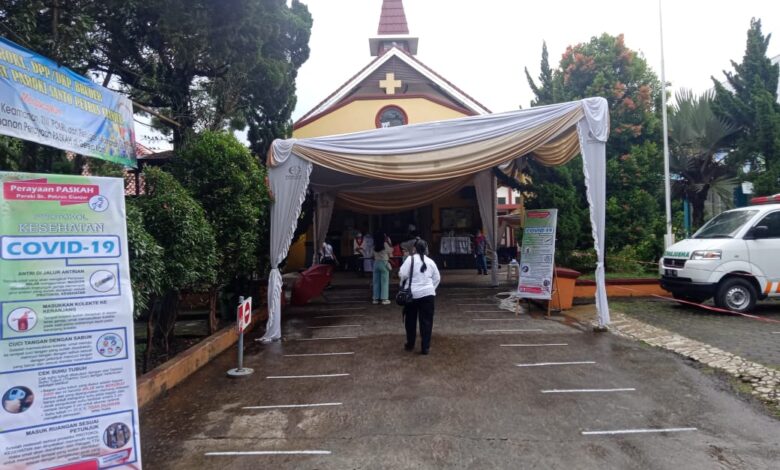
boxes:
[263,97,612,340]
[313,192,335,262]
[577,116,611,328]
[474,170,499,286]
[260,153,312,342]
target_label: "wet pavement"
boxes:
[140,285,780,469]
[612,298,780,369]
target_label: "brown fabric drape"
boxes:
[271,106,584,181]
[335,175,473,213]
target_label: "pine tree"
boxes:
[713,18,780,194]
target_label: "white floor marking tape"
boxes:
[773,332,780,334]
[284,352,355,357]
[242,402,342,410]
[307,325,361,329]
[483,329,544,333]
[266,373,350,379]
[317,307,366,312]
[205,451,332,456]
[501,343,568,347]
[314,315,366,318]
[515,361,596,367]
[581,427,697,436]
[294,336,358,341]
[542,388,635,393]
[472,318,523,321]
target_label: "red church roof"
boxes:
[378,0,409,35]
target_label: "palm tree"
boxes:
[668,89,738,228]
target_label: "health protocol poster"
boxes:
[517,209,558,300]
[0,172,141,469]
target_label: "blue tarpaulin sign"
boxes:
[0,37,136,167]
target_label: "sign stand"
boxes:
[227,296,254,378]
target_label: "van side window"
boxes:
[756,211,780,238]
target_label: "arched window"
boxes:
[375,105,408,128]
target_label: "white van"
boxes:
[659,197,780,312]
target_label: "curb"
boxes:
[136,308,267,408]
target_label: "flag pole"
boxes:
[659,0,674,248]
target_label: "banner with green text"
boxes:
[0,172,141,469]
[517,209,558,300]
[0,37,136,167]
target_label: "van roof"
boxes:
[728,203,780,211]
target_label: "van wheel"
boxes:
[714,278,757,313]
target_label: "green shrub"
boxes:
[171,131,270,280]
[125,201,164,318]
[135,167,217,291]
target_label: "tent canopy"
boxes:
[260,98,611,341]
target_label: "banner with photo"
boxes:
[0,172,141,469]
[517,209,558,300]
[0,37,136,167]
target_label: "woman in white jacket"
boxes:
[398,239,441,355]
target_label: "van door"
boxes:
[747,210,780,296]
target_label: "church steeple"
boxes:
[377,0,409,35]
[369,0,418,56]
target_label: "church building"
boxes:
[287,0,511,270]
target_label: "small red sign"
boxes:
[237,297,252,333]
[3,178,99,205]
[46,459,99,470]
[526,211,550,218]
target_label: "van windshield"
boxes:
[693,210,758,239]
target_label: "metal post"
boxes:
[659,0,674,248]
[227,296,253,378]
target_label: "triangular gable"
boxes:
[295,47,491,126]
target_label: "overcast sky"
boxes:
[292,0,780,120]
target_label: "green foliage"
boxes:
[0,137,22,171]
[171,131,270,281]
[0,0,97,72]
[134,167,217,291]
[524,41,554,107]
[606,245,651,276]
[669,89,738,226]
[90,0,312,151]
[713,18,780,194]
[125,201,164,318]
[525,34,665,263]
[523,156,591,266]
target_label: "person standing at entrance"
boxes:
[399,239,440,354]
[353,232,365,276]
[372,231,393,304]
[319,241,337,266]
[474,229,488,275]
[362,232,374,274]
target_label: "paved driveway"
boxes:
[613,298,780,369]
[140,287,780,469]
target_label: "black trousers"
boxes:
[404,295,435,351]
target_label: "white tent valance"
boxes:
[260,98,611,342]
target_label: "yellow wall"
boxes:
[286,97,470,271]
[294,98,469,138]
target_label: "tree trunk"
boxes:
[155,290,180,358]
[142,296,160,374]
[691,191,709,228]
[208,287,219,335]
